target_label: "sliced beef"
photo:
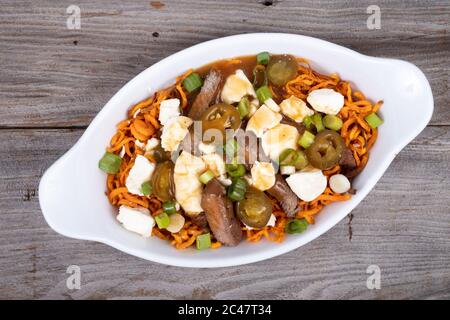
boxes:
[267,174,299,218]
[281,116,306,136]
[201,178,243,246]
[187,69,222,120]
[339,146,357,168]
[189,212,208,228]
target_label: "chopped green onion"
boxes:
[303,115,313,130]
[196,233,212,250]
[312,113,325,132]
[227,177,248,202]
[365,112,383,128]
[323,114,343,131]
[141,181,152,196]
[182,73,203,93]
[256,52,270,65]
[298,131,315,149]
[155,212,170,229]
[163,201,177,214]
[237,97,250,119]
[199,170,215,185]
[278,148,299,166]
[224,139,238,160]
[226,163,246,178]
[98,152,122,174]
[285,218,308,234]
[294,150,309,170]
[256,85,272,104]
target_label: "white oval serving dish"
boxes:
[39,33,433,268]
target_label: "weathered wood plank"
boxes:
[0,126,448,299]
[0,0,448,127]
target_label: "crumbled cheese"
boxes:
[261,124,300,162]
[220,69,256,104]
[307,88,344,115]
[198,142,217,155]
[251,161,276,191]
[174,151,206,213]
[263,98,281,113]
[246,105,282,138]
[280,95,314,122]
[125,155,155,196]
[117,205,155,237]
[161,116,193,152]
[286,168,327,201]
[159,98,181,126]
[201,153,226,177]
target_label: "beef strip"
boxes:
[267,174,299,218]
[187,69,222,120]
[189,212,208,228]
[201,178,243,246]
[339,146,361,178]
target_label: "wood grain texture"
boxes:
[0,0,449,300]
[0,127,449,299]
[0,0,448,127]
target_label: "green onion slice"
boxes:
[227,177,248,202]
[298,131,315,149]
[155,212,170,229]
[199,170,215,185]
[163,201,177,214]
[182,73,203,93]
[98,152,122,174]
[278,148,300,166]
[237,97,250,119]
[365,113,383,128]
[256,85,272,104]
[303,115,313,130]
[141,181,152,196]
[285,218,308,234]
[312,113,325,132]
[196,233,212,250]
[323,114,343,131]
[224,139,238,160]
[226,163,246,178]
[256,52,270,65]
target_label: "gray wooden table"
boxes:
[0,0,449,300]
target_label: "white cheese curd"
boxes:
[264,98,281,113]
[246,105,282,138]
[307,88,344,115]
[198,141,217,155]
[286,168,327,201]
[174,151,206,213]
[244,214,277,230]
[125,155,155,196]
[248,98,260,117]
[220,69,256,104]
[251,161,276,191]
[158,98,181,126]
[135,137,160,154]
[261,124,299,161]
[119,146,126,158]
[161,116,193,152]
[201,153,226,177]
[217,175,232,186]
[166,213,185,233]
[117,205,155,237]
[280,165,296,175]
[329,174,351,194]
[135,140,145,150]
[280,95,314,122]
